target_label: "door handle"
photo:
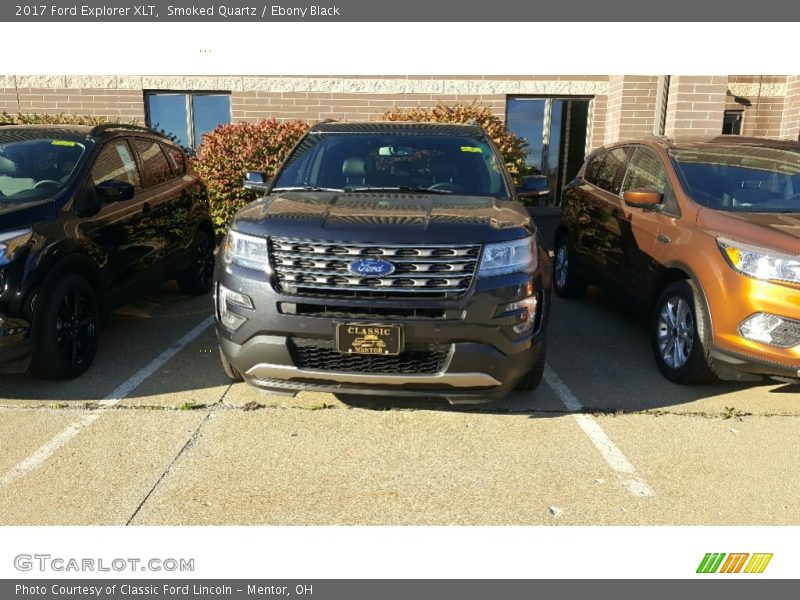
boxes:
[657,234,671,245]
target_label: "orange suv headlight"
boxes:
[718,238,800,284]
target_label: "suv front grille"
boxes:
[287,338,451,375]
[271,237,480,299]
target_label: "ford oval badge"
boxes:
[347,258,396,276]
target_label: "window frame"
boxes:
[131,137,177,189]
[144,90,232,150]
[722,110,744,135]
[90,138,142,191]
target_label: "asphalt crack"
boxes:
[125,412,212,526]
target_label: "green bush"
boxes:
[380,103,534,185]
[0,112,134,126]
[192,119,310,234]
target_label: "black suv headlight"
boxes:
[477,236,537,278]
[221,230,270,271]
[0,228,33,267]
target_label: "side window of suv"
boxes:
[163,144,187,177]
[91,140,141,189]
[133,139,174,187]
[594,147,629,195]
[622,147,668,194]
[584,153,603,185]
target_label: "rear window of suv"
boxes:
[670,145,800,213]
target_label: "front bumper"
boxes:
[215,255,550,403]
[705,272,800,379]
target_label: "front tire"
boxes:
[652,280,718,384]
[177,230,215,295]
[514,340,547,392]
[553,234,588,299]
[29,274,100,379]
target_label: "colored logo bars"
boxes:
[696,553,773,574]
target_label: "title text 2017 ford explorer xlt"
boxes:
[213,122,551,403]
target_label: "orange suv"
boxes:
[556,136,800,384]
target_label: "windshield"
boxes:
[0,137,88,203]
[273,132,510,198]
[670,145,800,213]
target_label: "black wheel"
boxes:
[178,229,215,295]
[29,274,100,379]
[219,346,243,381]
[553,234,587,299]
[652,280,718,385]
[514,339,547,392]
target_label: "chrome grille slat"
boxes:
[271,237,480,298]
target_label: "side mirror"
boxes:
[96,180,135,203]
[243,171,270,194]
[517,175,551,198]
[623,188,662,209]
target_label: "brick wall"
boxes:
[726,75,787,138]
[779,75,800,140]
[0,87,145,121]
[603,75,659,144]
[664,76,728,138]
[231,91,506,123]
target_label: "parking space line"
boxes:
[543,364,656,498]
[1,316,214,486]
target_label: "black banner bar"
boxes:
[3,580,799,600]
[3,0,800,22]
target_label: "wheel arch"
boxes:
[653,262,714,341]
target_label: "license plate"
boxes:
[335,323,403,355]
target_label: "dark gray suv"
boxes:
[213,122,551,403]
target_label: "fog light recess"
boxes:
[738,313,800,348]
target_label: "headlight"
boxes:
[478,237,537,278]
[0,228,33,267]
[718,238,800,284]
[222,230,270,271]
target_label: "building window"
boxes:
[145,92,231,151]
[506,96,590,206]
[722,110,743,135]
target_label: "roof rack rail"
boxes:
[88,123,163,137]
[309,118,338,132]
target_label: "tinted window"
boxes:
[671,145,800,213]
[91,140,141,189]
[134,139,173,186]
[274,133,510,198]
[594,148,629,195]
[0,137,88,202]
[584,154,602,185]
[164,144,187,176]
[622,148,669,195]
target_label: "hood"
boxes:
[231,192,533,244]
[0,199,56,230]
[697,208,800,255]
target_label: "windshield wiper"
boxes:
[345,186,453,195]
[272,186,345,193]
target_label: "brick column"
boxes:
[779,75,800,141]
[663,76,728,138]
[603,75,659,145]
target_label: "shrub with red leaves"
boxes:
[192,119,309,234]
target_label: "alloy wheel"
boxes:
[656,296,695,369]
[54,287,97,367]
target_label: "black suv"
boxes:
[0,124,214,378]
[214,122,551,403]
